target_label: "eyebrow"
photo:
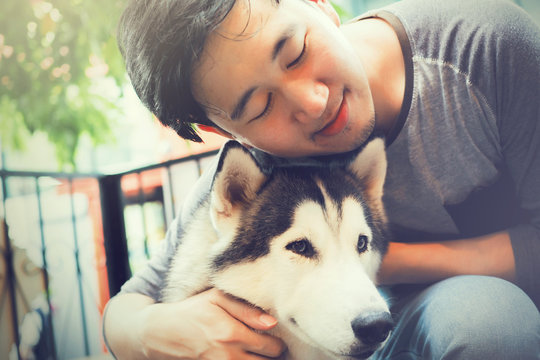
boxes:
[230,24,297,121]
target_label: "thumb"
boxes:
[211,290,278,330]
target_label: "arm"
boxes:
[102,147,285,359]
[378,230,515,285]
[103,289,285,360]
[379,1,540,307]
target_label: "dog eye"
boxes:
[286,239,316,258]
[357,235,368,253]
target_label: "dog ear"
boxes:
[348,138,387,203]
[211,141,267,219]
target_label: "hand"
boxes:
[134,288,286,360]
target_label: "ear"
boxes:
[198,124,235,140]
[348,138,387,203]
[211,141,267,223]
[307,0,341,26]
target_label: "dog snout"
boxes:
[351,312,393,346]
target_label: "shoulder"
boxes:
[382,0,533,28]
[377,0,540,111]
[379,0,540,61]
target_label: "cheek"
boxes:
[308,28,350,68]
[242,118,301,154]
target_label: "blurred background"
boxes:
[1,0,539,359]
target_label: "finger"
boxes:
[231,348,283,360]
[243,350,285,360]
[202,335,284,360]
[210,290,279,331]
[211,316,286,358]
[242,331,287,358]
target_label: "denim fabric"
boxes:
[374,276,540,359]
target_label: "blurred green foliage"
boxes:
[0,0,127,167]
[332,2,353,22]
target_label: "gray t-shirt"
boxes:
[118,0,540,308]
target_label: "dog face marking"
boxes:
[211,144,388,271]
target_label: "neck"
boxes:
[342,17,405,137]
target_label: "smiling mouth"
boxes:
[316,91,349,137]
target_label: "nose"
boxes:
[351,312,393,346]
[283,79,329,124]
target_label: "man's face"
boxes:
[192,0,375,158]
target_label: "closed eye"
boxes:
[287,34,307,69]
[251,93,274,121]
[250,34,306,121]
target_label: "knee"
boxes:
[416,276,540,359]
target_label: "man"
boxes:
[104,0,540,358]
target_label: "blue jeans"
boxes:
[373,276,540,359]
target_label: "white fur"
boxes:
[163,139,390,360]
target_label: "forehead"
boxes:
[218,0,278,39]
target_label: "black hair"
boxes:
[117,0,239,142]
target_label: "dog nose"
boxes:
[351,312,393,345]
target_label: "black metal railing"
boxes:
[0,148,218,360]
[100,150,218,296]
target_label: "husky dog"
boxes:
[161,139,392,360]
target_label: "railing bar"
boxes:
[68,178,91,356]
[166,166,176,218]
[0,174,21,360]
[35,176,58,360]
[0,170,102,179]
[196,158,203,176]
[0,278,11,340]
[0,150,220,179]
[137,172,150,259]
[99,174,131,296]
[1,147,5,171]
[160,193,168,237]
[116,150,219,176]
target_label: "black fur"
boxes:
[212,162,389,270]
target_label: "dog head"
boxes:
[209,139,392,359]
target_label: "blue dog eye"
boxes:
[357,235,369,253]
[286,239,316,258]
